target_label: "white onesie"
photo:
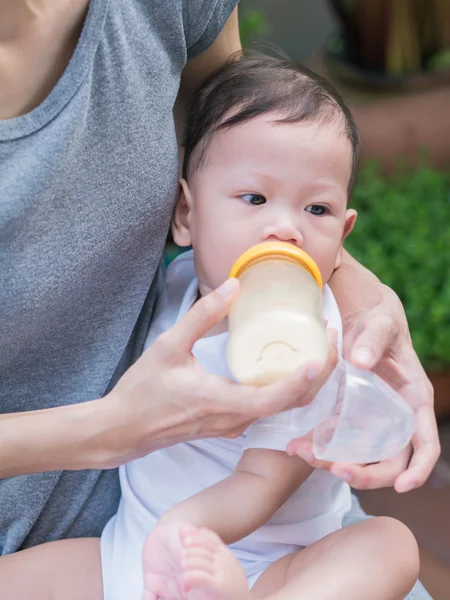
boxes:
[100,250,352,600]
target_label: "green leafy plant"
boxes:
[346,162,450,370]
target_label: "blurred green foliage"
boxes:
[238,5,269,48]
[346,162,450,370]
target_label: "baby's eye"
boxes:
[306,204,328,216]
[241,193,266,206]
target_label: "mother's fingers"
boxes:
[330,447,411,489]
[158,278,239,360]
[394,404,441,493]
[393,347,434,410]
[287,437,412,489]
[349,312,399,370]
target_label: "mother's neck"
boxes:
[0,0,89,119]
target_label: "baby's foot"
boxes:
[142,520,250,600]
[142,519,188,600]
[181,526,249,600]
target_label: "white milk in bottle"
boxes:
[227,242,328,385]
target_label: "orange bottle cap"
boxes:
[228,242,323,289]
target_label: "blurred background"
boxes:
[238,1,450,598]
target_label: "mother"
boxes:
[0,1,438,597]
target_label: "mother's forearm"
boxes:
[0,393,171,478]
[0,399,118,478]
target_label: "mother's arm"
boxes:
[289,249,440,493]
[0,280,337,479]
[174,7,241,146]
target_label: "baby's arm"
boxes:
[158,449,313,544]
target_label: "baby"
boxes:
[0,54,419,600]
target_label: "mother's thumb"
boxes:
[162,278,239,356]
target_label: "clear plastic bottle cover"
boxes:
[227,245,327,386]
[304,360,415,464]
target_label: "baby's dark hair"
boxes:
[182,53,360,196]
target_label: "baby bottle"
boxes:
[227,242,328,385]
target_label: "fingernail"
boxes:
[397,482,415,493]
[216,278,239,299]
[335,470,352,482]
[286,443,295,456]
[352,347,373,367]
[306,363,323,381]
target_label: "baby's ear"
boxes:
[334,209,357,269]
[171,179,193,247]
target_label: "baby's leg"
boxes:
[142,517,418,600]
[0,537,103,600]
[251,516,419,600]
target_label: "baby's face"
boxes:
[173,115,356,295]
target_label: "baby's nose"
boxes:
[263,221,303,246]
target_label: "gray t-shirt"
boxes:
[0,0,237,554]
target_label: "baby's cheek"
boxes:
[315,252,340,286]
[203,253,233,290]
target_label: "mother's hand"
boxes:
[106,278,338,467]
[287,284,440,493]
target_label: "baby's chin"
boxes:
[196,272,230,298]
[197,281,215,298]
